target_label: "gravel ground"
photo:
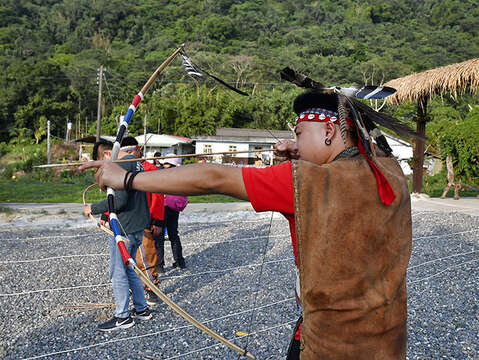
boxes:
[0,208,477,360]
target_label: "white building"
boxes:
[192,127,294,165]
[383,134,413,175]
[135,133,193,158]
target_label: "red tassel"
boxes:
[357,141,396,206]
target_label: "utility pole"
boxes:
[47,120,51,164]
[78,98,81,138]
[66,118,72,143]
[143,111,147,149]
[96,65,103,142]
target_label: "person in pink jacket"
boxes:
[159,154,188,269]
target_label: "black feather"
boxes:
[280,67,325,89]
[180,50,248,96]
[354,86,396,99]
[349,98,424,140]
[375,135,394,154]
[280,66,424,141]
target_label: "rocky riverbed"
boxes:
[0,199,477,359]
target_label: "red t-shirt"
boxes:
[242,161,302,339]
[242,161,297,265]
[142,161,165,221]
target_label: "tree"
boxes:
[429,106,479,182]
[1,61,76,142]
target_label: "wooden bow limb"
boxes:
[131,262,255,359]
[85,45,254,357]
[34,149,274,168]
[84,185,253,358]
[141,44,185,96]
[82,183,129,243]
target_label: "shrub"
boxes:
[0,142,8,157]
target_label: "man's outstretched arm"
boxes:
[80,161,249,201]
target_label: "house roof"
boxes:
[385,58,479,104]
[135,133,192,147]
[383,133,412,148]
[73,135,115,144]
[192,127,294,143]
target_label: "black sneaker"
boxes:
[172,261,186,269]
[98,316,134,332]
[145,290,159,306]
[132,307,152,320]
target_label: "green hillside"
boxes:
[0,0,478,142]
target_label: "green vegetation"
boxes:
[1,0,478,142]
[0,206,15,215]
[0,175,99,203]
[0,177,244,203]
[422,172,479,198]
[428,106,479,181]
[0,0,478,196]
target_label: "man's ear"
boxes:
[102,150,112,160]
[325,122,337,139]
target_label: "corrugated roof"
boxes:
[215,127,293,138]
[73,135,115,144]
[135,133,192,147]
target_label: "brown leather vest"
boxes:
[292,155,411,360]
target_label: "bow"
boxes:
[100,44,254,359]
[83,183,116,237]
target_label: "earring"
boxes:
[325,138,332,146]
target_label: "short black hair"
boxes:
[293,90,338,115]
[120,136,139,147]
[92,139,113,160]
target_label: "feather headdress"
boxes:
[280,67,422,205]
[280,67,421,153]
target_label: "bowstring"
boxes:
[236,122,285,357]
[238,210,275,358]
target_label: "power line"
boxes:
[102,72,115,107]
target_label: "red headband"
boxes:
[295,108,353,126]
[295,108,396,205]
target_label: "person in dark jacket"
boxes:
[84,138,152,331]
[121,138,165,306]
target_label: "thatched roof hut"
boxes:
[383,58,479,193]
[385,58,479,105]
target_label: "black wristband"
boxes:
[125,170,139,191]
[123,171,132,191]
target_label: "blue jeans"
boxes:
[109,230,148,318]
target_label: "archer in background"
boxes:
[92,139,114,227]
[84,138,152,332]
[81,90,413,359]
